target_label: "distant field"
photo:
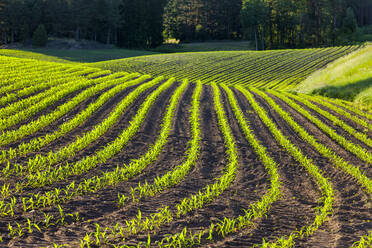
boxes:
[92,46,358,90]
[153,41,253,53]
[0,48,158,63]
[0,54,370,247]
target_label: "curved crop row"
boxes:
[0,74,143,147]
[144,84,334,248]
[0,78,189,240]
[295,93,372,131]
[311,94,372,121]
[282,91,372,147]
[253,89,371,194]
[0,75,157,181]
[0,74,134,166]
[268,90,372,164]
[0,71,129,119]
[93,46,358,89]
[119,80,202,203]
[236,86,334,247]
[76,82,240,247]
[25,77,173,188]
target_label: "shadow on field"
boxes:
[311,77,372,101]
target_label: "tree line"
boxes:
[240,0,372,49]
[0,0,371,49]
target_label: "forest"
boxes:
[0,0,372,49]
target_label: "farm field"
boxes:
[92,46,359,90]
[0,45,371,248]
[0,48,158,64]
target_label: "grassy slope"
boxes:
[0,48,158,63]
[295,44,372,109]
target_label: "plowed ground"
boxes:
[1,76,370,248]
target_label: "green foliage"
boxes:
[118,0,167,48]
[241,0,269,50]
[32,24,48,47]
[343,7,358,34]
[1,0,372,47]
[163,0,242,41]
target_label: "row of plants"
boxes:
[0,77,172,224]
[121,83,334,248]
[246,47,341,89]
[0,70,125,120]
[282,91,372,147]
[97,46,357,90]
[162,50,300,86]
[0,73,136,166]
[0,66,99,108]
[309,94,372,121]
[236,86,334,247]
[0,60,65,86]
[24,76,172,188]
[169,51,290,85]
[252,88,371,247]
[73,82,240,247]
[118,81,202,203]
[0,79,189,242]
[14,78,185,210]
[0,75,158,189]
[206,47,351,89]
[255,89,371,194]
[268,90,372,165]
[297,93,372,130]
[268,46,356,90]
[0,73,145,147]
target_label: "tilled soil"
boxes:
[0,82,370,248]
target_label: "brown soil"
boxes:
[0,83,370,248]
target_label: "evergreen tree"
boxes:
[343,7,358,34]
[241,0,269,50]
[0,0,371,47]
[32,24,48,47]
[118,0,166,48]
